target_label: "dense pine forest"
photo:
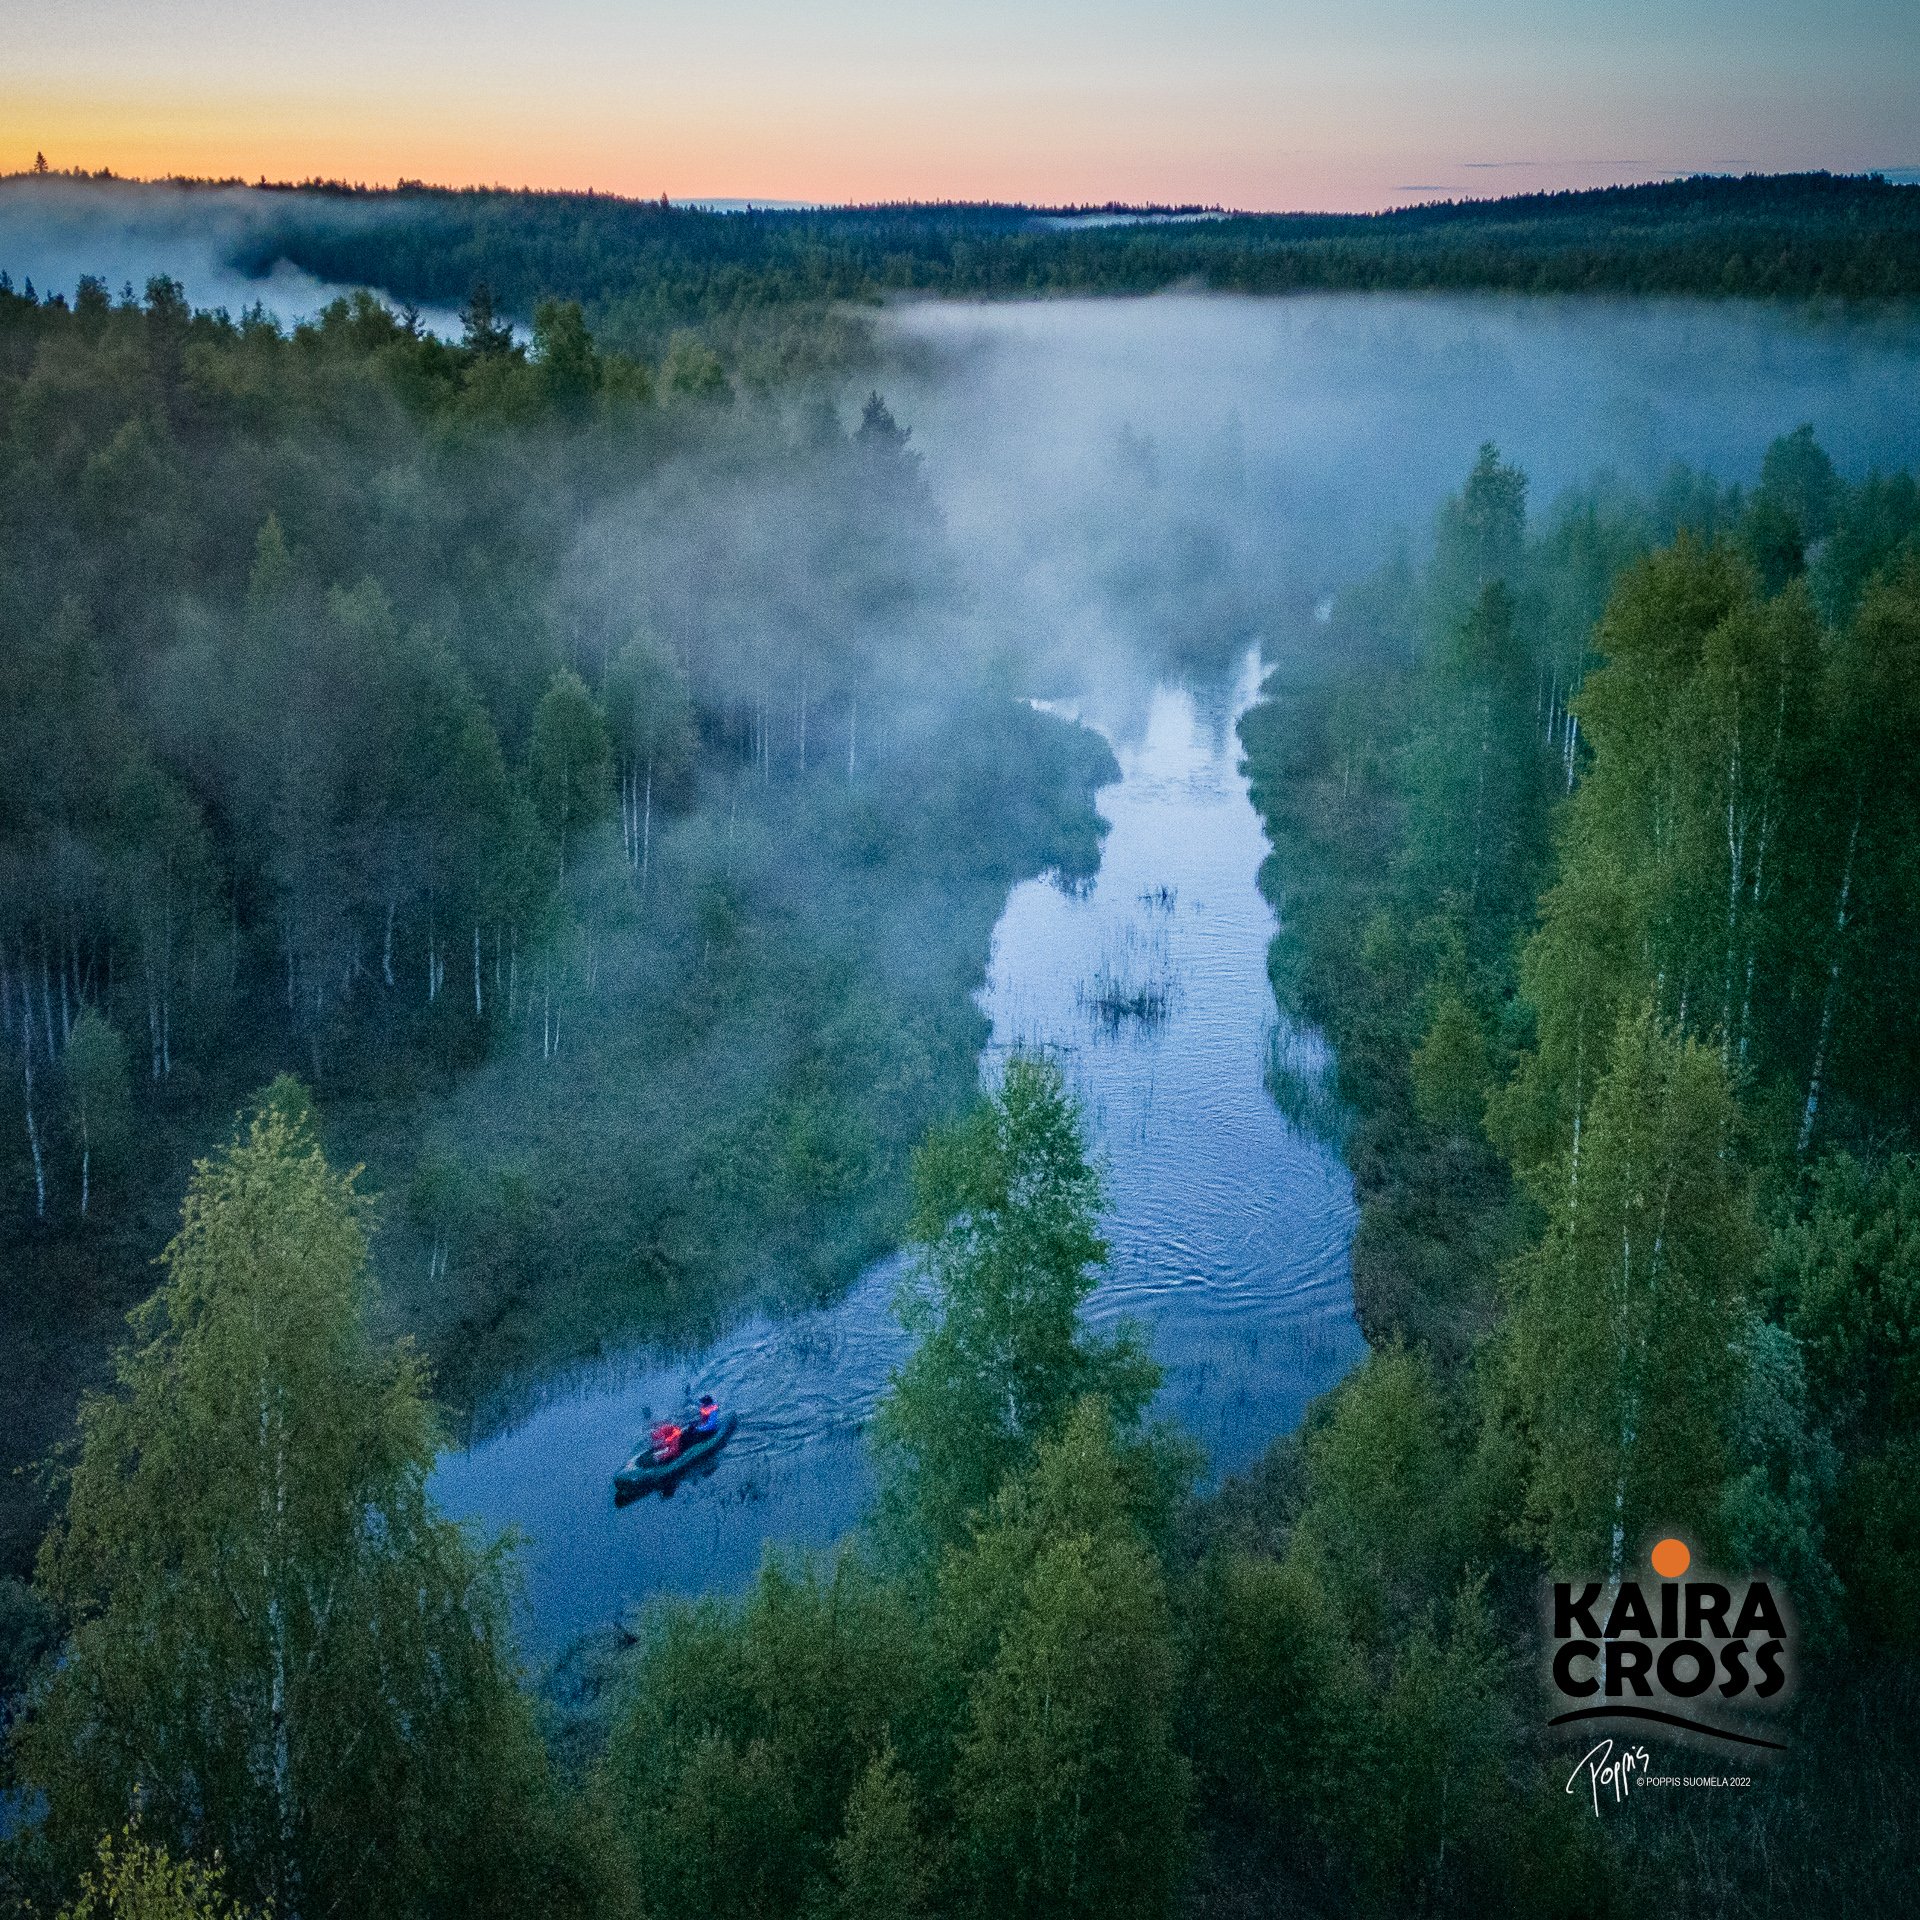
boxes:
[230,172,1920,356]
[10,170,1918,372]
[2,228,1919,1917]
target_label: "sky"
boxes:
[5,0,1916,212]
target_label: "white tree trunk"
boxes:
[1799,799,1862,1158]
[147,956,163,1081]
[20,980,45,1220]
[641,758,654,892]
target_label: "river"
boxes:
[434,646,1365,1655]
[436,288,1920,1658]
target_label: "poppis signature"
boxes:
[1566,1739,1651,1815]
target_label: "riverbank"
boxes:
[0,694,1116,1584]
[432,654,1365,1656]
[371,691,1120,1422]
[1206,440,1920,1918]
[1237,645,1524,1362]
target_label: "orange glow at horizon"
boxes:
[7,0,1913,219]
[4,93,1486,216]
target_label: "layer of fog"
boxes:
[878,293,1920,691]
[0,178,462,334]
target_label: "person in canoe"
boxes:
[615,1395,736,1496]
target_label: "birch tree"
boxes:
[61,1010,130,1219]
[870,1053,1158,1563]
[1691,583,1821,1073]
[528,667,613,884]
[604,635,693,889]
[1796,555,1920,1156]
[1400,578,1546,958]
[1504,1005,1754,1577]
[18,1083,572,1920]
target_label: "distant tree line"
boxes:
[191,171,1920,365]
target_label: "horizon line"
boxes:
[6,162,1913,226]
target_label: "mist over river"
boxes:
[435,649,1364,1655]
[433,291,1920,1657]
[880,292,1920,680]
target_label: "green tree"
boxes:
[55,1824,255,1920]
[1716,1314,1839,1642]
[17,1085,579,1920]
[1183,1547,1368,1837]
[1756,423,1842,546]
[1350,1584,1512,1910]
[1815,468,1920,622]
[527,666,613,881]
[941,1401,1188,1920]
[1293,1345,1479,1628]
[1795,557,1920,1156]
[601,1554,925,1917]
[1767,1153,1920,1453]
[871,1053,1158,1562]
[637,1733,804,1920]
[1492,537,1752,1184]
[62,1008,131,1218]
[1505,1005,1755,1576]
[1411,987,1492,1139]
[1765,1154,1920,1647]
[459,282,516,357]
[604,635,694,885]
[661,331,730,403]
[820,1743,933,1920]
[1400,578,1546,957]
[1689,582,1823,1078]
[1429,442,1527,631]
[531,298,599,407]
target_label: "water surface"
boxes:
[434,649,1363,1653]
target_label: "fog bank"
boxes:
[0,177,459,331]
[881,293,1920,682]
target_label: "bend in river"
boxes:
[434,646,1364,1656]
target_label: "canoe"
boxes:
[614,1409,738,1498]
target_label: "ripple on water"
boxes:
[433,649,1364,1655]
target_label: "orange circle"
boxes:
[1650,1538,1691,1579]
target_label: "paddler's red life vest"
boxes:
[652,1422,683,1460]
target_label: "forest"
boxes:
[2,245,1919,1916]
[0,271,1116,1577]
[14,169,1913,369]
[1234,427,1920,1910]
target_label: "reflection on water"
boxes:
[1001,651,1365,1477]
[433,649,1364,1654]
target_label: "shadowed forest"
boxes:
[0,275,1116,1577]
[1,187,1919,1918]
[7,170,1920,379]
[226,172,1920,358]
[1231,431,1920,1911]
